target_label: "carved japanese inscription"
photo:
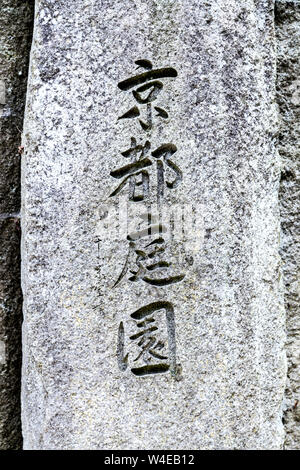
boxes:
[109,59,184,377]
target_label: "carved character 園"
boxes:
[117,301,176,376]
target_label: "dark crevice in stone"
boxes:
[0,0,35,450]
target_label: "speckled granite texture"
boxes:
[21,0,286,449]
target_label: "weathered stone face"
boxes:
[22,0,286,449]
[0,0,33,450]
[276,0,300,450]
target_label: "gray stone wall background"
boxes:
[276,0,300,450]
[0,0,33,449]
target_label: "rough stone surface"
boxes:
[275,0,300,450]
[22,0,286,450]
[0,0,33,449]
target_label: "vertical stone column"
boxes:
[0,0,34,449]
[276,0,300,450]
[22,0,286,449]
